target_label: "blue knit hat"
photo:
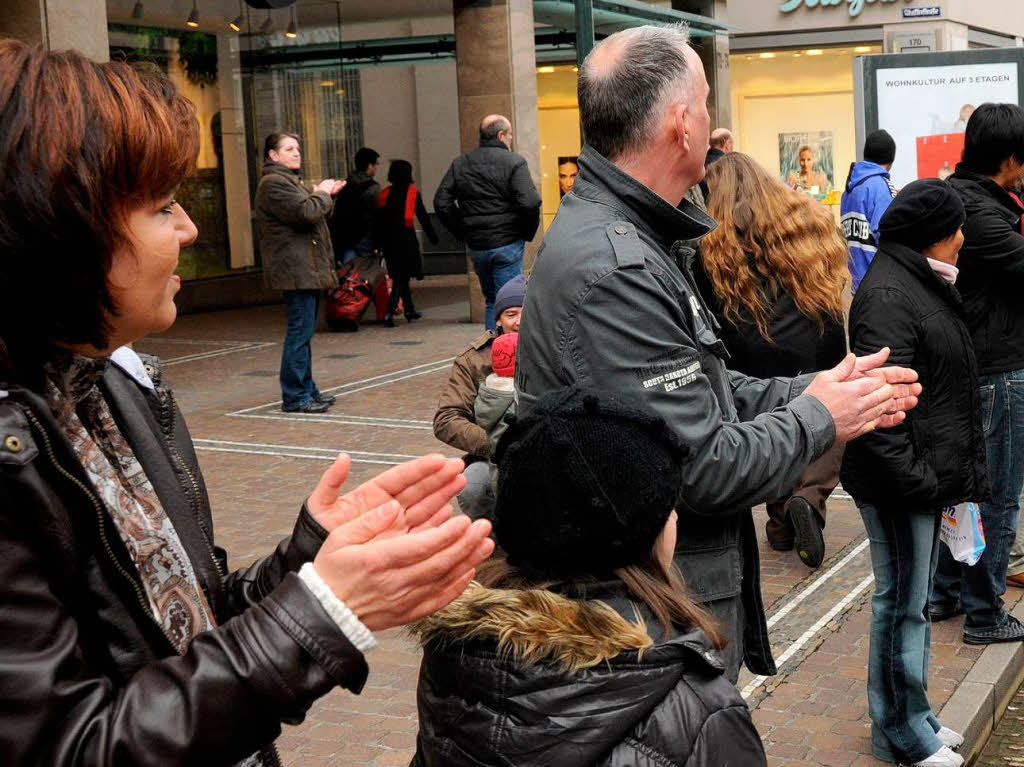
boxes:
[493,275,527,321]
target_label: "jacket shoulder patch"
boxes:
[606,222,645,269]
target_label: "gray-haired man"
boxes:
[515,24,922,681]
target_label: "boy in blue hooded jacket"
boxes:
[841,129,898,292]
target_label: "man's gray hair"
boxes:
[578,24,692,161]
[480,116,511,142]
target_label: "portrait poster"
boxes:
[557,155,579,198]
[778,131,835,198]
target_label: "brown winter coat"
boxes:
[256,163,338,291]
[433,331,494,459]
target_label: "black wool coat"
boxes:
[841,241,991,510]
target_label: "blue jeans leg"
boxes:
[280,290,320,410]
[469,241,525,330]
[932,369,1024,630]
[860,502,944,764]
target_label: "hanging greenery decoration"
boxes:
[178,32,218,88]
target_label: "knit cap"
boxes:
[864,129,896,166]
[493,387,687,576]
[879,178,965,253]
[490,332,518,378]
[493,275,527,321]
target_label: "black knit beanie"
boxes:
[492,387,687,576]
[864,129,896,166]
[878,178,965,253]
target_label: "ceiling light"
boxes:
[286,6,297,38]
[320,80,335,87]
[335,88,345,96]
[259,10,273,35]
[793,52,802,57]
[186,1,199,27]
[537,66,555,73]
[806,49,824,56]
[132,1,144,20]
[572,66,578,72]
[758,52,776,59]
[854,45,873,53]
[229,0,243,32]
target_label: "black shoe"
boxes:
[788,497,825,569]
[769,539,795,552]
[929,602,964,623]
[383,314,396,327]
[405,311,423,321]
[316,394,336,407]
[963,614,1024,644]
[282,399,330,414]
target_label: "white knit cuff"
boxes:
[298,562,378,654]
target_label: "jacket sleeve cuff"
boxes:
[297,563,377,654]
[291,503,329,561]
[789,393,836,460]
[787,372,817,399]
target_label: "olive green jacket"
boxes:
[256,163,338,291]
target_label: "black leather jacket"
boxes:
[0,356,368,766]
[411,580,767,767]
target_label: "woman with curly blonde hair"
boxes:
[693,152,849,569]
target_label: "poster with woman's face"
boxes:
[779,132,835,197]
[557,156,579,198]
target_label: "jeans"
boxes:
[339,233,374,266]
[932,368,1024,630]
[280,290,321,410]
[860,503,944,764]
[468,240,524,330]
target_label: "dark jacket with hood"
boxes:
[329,168,381,252]
[841,241,991,509]
[411,580,766,767]
[256,163,338,291]
[516,146,836,679]
[840,161,896,292]
[434,139,542,250]
[948,166,1024,376]
[0,355,368,766]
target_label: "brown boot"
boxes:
[1007,572,1024,589]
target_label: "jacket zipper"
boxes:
[24,409,156,624]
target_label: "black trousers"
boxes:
[387,275,415,316]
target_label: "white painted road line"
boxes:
[163,342,276,366]
[192,438,418,466]
[230,413,434,431]
[766,538,870,629]
[228,358,455,415]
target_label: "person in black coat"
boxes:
[841,180,990,767]
[410,388,767,767]
[694,152,849,569]
[376,159,439,327]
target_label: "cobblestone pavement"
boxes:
[976,681,1024,766]
[138,277,1020,766]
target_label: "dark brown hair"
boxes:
[0,39,198,380]
[475,547,724,649]
[263,131,299,161]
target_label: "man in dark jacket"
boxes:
[330,146,381,266]
[434,114,541,330]
[841,129,898,292]
[255,132,342,414]
[931,103,1024,644]
[515,24,923,681]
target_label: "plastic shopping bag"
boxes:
[939,501,986,565]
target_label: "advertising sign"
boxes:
[856,49,1024,189]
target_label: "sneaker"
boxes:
[963,613,1024,645]
[787,497,825,569]
[1007,572,1024,588]
[907,745,963,767]
[769,539,794,552]
[282,399,330,414]
[316,394,336,407]
[935,726,963,751]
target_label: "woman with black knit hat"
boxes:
[409,387,767,767]
[841,179,991,767]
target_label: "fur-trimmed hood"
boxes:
[410,581,759,767]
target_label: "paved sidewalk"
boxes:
[140,288,1024,766]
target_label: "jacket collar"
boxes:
[479,138,509,151]
[951,165,1022,215]
[262,162,302,183]
[574,145,717,251]
[880,240,964,310]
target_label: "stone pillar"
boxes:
[453,0,542,325]
[1,0,109,61]
[675,0,730,129]
[217,33,255,269]
[883,21,970,53]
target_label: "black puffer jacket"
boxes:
[948,167,1024,376]
[411,580,766,767]
[0,355,368,766]
[841,242,991,509]
[434,139,541,250]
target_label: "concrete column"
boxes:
[216,33,255,270]
[675,0,730,129]
[883,21,970,53]
[1,0,109,61]
[453,0,542,324]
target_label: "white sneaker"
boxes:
[910,745,964,767]
[936,726,964,751]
